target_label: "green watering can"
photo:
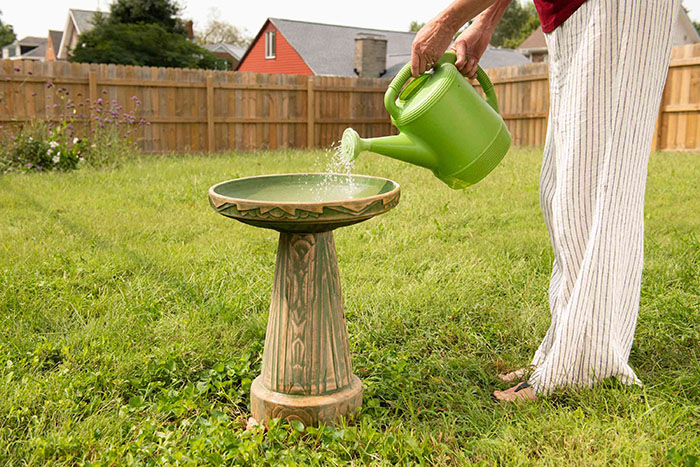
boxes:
[342,51,511,189]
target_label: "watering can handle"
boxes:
[384,50,499,118]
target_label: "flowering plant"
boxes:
[1,67,148,174]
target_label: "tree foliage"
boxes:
[408,21,425,33]
[109,0,184,33]
[0,9,17,48]
[490,1,540,49]
[71,22,224,69]
[196,8,250,46]
[69,0,226,69]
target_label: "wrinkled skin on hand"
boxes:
[450,24,491,79]
[411,19,456,77]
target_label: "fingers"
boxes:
[411,47,421,77]
[452,41,479,78]
[411,49,429,77]
[453,42,467,68]
[465,59,479,79]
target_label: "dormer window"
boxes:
[265,30,276,59]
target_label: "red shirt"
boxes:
[533,0,589,33]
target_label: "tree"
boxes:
[408,21,425,33]
[196,8,250,46]
[109,0,184,33]
[490,1,540,49]
[70,0,226,69]
[0,10,17,48]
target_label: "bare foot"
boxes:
[497,366,536,383]
[493,382,538,403]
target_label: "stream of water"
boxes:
[310,140,358,202]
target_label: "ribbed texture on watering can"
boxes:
[392,66,458,127]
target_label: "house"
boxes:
[57,9,99,60]
[517,27,546,63]
[1,36,47,61]
[673,8,700,45]
[202,43,247,69]
[519,8,700,63]
[236,18,530,77]
[46,30,64,61]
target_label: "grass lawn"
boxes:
[0,148,698,465]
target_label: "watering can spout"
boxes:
[341,128,437,170]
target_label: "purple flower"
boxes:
[32,92,37,97]
[96,98,102,104]
[13,66,20,72]
[5,77,10,81]
[26,163,32,168]
[46,82,53,88]
[36,166,43,171]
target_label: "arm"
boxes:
[411,0,497,77]
[452,0,512,78]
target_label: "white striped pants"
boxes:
[528,0,680,394]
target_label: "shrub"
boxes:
[0,75,149,174]
[4,121,87,173]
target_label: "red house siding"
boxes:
[237,22,313,75]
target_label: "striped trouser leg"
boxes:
[528,0,680,394]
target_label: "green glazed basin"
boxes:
[209,173,400,233]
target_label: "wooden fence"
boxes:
[1,44,698,153]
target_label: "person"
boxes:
[411,0,681,401]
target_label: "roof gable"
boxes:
[49,30,64,49]
[269,18,415,77]
[203,43,247,60]
[518,26,545,50]
[70,9,100,34]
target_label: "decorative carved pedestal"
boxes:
[208,173,400,427]
[251,231,362,426]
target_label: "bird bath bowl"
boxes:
[209,173,400,426]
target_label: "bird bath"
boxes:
[209,173,400,426]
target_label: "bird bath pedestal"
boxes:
[209,174,400,426]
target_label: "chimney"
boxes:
[185,20,194,40]
[354,33,387,78]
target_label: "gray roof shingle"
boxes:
[203,43,247,60]
[267,18,530,77]
[49,30,63,49]
[270,18,414,77]
[70,9,99,34]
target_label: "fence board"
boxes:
[1,44,698,153]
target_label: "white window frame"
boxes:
[265,30,276,59]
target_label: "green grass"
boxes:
[0,148,698,465]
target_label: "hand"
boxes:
[411,19,456,77]
[450,23,492,79]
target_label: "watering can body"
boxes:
[343,51,510,189]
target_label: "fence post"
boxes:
[88,70,97,134]
[206,74,215,153]
[307,77,315,149]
